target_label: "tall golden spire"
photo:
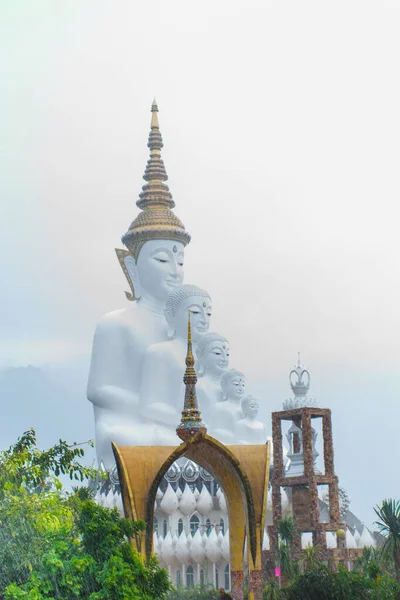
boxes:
[122,100,191,262]
[176,312,207,442]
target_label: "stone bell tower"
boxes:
[267,356,353,567]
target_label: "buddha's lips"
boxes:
[165,279,181,286]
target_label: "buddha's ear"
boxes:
[115,249,141,301]
[197,362,205,376]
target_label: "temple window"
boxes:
[200,568,205,586]
[190,514,200,536]
[219,518,225,535]
[206,518,212,536]
[186,565,194,588]
[178,518,183,536]
[176,569,181,587]
[224,564,230,590]
[163,518,168,538]
[154,517,158,534]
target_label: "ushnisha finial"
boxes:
[121,100,191,262]
[176,312,207,442]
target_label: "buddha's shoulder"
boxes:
[145,339,183,359]
[95,306,140,334]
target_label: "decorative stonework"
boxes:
[248,569,263,600]
[230,569,244,600]
[268,406,355,568]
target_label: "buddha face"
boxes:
[201,341,230,376]
[225,375,246,402]
[242,397,259,419]
[174,296,212,343]
[135,240,185,301]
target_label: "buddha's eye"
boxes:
[191,309,200,314]
[154,257,169,264]
[178,262,184,267]
[214,351,221,355]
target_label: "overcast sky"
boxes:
[1,0,399,527]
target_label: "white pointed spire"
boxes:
[179,484,197,515]
[359,525,376,548]
[197,484,213,515]
[190,529,206,563]
[222,529,230,561]
[262,529,270,550]
[161,531,175,564]
[160,483,179,515]
[206,527,221,563]
[219,491,228,513]
[346,528,357,549]
[176,530,190,563]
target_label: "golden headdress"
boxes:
[121,99,191,262]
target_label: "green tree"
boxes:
[374,499,400,584]
[277,516,297,581]
[0,430,171,600]
[284,563,400,600]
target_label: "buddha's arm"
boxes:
[87,318,139,410]
[140,346,179,426]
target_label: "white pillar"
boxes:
[213,563,216,587]
[182,563,186,587]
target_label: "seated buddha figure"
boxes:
[236,395,267,444]
[140,284,212,444]
[195,333,230,424]
[209,369,246,444]
[87,101,191,469]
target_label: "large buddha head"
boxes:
[116,101,190,304]
[165,284,212,343]
[220,369,246,402]
[196,333,230,377]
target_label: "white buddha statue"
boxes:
[87,101,191,469]
[210,369,246,443]
[236,395,267,444]
[195,333,230,424]
[140,284,212,444]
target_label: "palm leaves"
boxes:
[277,516,297,581]
[374,499,400,583]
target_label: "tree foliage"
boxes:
[374,499,400,583]
[0,430,171,600]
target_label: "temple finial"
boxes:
[151,98,159,129]
[176,312,207,441]
[121,100,191,262]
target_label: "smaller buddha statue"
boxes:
[140,284,212,444]
[209,369,246,443]
[195,333,230,424]
[236,395,266,444]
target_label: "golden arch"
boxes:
[113,435,270,598]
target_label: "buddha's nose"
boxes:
[169,262,178,277]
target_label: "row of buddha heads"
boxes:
[139,281,266,445]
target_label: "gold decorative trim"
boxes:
[112,442,138,521]
[115,248,136,301]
